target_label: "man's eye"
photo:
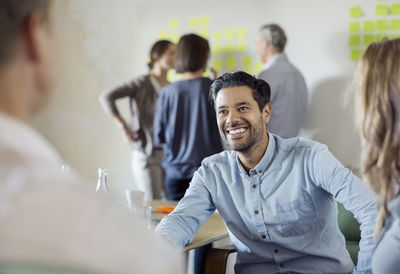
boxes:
[218,110,227,115]
[239,106,249,111]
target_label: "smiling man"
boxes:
[155,71,377,274]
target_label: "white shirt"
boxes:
[0,112,183,273]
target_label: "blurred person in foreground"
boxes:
[352,38,400,274]
[0,1,182,273]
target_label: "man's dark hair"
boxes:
[0,0,50,66]
[209,71,271,111]
[175,33,209,73]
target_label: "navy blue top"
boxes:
[153,77,223,179]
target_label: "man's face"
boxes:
[215,86,271,153]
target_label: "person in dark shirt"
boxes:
[153,33,223,201]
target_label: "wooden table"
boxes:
[147,200,229,251]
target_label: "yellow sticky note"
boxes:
[392,4,400,15]
[363,21,375,32]
[170,32,180,44]
[203,69,210,78]
[212,59,223,70]
[224,44,235,54]
[158,30,168,39]
[377,34,388,41]
[254,62,264,74]
[212,44,223,55]
[169,18,179,29]
[199,29,209,39]
[226,57,237,70]
[200,15,210,26]
[364,35,376,45]
[376,5,389,16]
[350,49,362,61]
[224,29,235,40]
[349,36,361,46]
[350,7,362,18]
[212,31,223,42]
[390,19,400,31]
[237,28,247,39]
[237,41,247,53]
[388,33,400,39]
[242,56,253,67]
[189,17,199,29]
[350,22,360,33]
[377,20,388,31]
[167,69,176,83]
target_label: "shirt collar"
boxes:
[262,53,286,71]
[235,133,276,176]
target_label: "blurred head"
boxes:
[210,71,271,153]
[353,38,400,233]
[256,24,287,63]
[0,0,55,118]
[148,40,176,71]
[175,34,209,74]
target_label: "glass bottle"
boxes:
[96,168,109,193]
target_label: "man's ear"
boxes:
[262,103,272,124]
[22,12,47,65]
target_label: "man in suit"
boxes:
[256,24,308,138]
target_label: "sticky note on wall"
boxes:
[363,21,375,32]
[169,18,179,29]
[224,44,235,54]
[212,59,223,70]
[237,42,247,53]
[189,17,199,28]
[212,31,223,42]
[350,7,362,18]
[377,20,388,31]
[212,44,223,55]
[237,28,247,39]
[376,5,389,16]
[350,49,362,61]
[349,36,361,46]
[158,30,168,39]
[200,15,210,26]
[392,4,400,15]
[350,22,361,32]
[390,19,400,31]
[226,57,237,70]
[170,32,180,43]
[199,29,209,39]
[254,62,263,74]
[224,29,235,40]
[242,56,253,67]
[364,35,376,45]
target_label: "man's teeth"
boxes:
[229,128,246,134]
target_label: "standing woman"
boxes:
[352,38,400,274]
[99,40,176,201]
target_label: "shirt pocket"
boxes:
[272,192,318,237]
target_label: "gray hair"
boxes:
[258,24,287,51]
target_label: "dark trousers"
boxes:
[164,176,212,274]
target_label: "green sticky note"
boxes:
[363,21,375,32]
[350,49,362,61]
[376,5,389,16]
[224,44,235,54]
[237,41,247,53]
[237,28,247,39]
[169,18,179,29]
[350,22,360,32]
[388,33,400,39]
[390,19,400,31]
[212,59,223,70]
[199,29,209,39]
[170,32,180,44]
[377,20,388,31]
[167,69,176,83]
[189,17,199,29]
[377,34,388,41]
[212,44,223,55]
[158,30,168,39]
[226,57,237,70]
[350,7,362,18]
[224,29,235,40]
[242,56,253,67]
[254,62,264,74]
[349,36,361,46]
[392,4,400,15]
[200,15,210,26]
[364,35,376,45]
[212,31,223,42]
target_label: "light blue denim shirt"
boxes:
[156,134,377,274]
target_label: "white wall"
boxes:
[32,0,384,199]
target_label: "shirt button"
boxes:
[252,184,257,189]
[254,210,259,215]
[280,263,284,268]
[274,249,278,254]
[261,234,266,239]
[258,170,262,174]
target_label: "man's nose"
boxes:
[226,110,240,124]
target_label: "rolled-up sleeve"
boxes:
[155,165,216,248]
[310,144,377,274]
[99,80,139,116]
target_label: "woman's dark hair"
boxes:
[175,33,210,73]
[209,71,271,111]
[148,40,173,70]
